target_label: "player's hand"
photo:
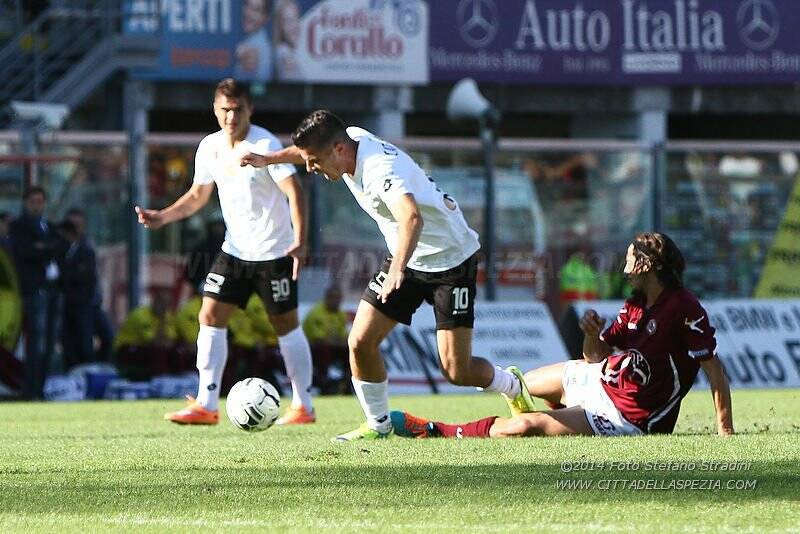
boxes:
[379,269,404,303]
[285,241,307,281]
[134,205,165,230]
[579,309,606,337]
[240,152,268,168]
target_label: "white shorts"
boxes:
[561,360,643,437]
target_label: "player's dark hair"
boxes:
[214,78,251,104]
[292,109,348,151]
[630,232,685,289]
[22,185,46,200]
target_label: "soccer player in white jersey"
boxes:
[135,79,316,425]
[240,109,534,441]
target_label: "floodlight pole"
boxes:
[124,79,153,310]
[480,118,497,301]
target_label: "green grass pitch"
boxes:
[1,389,798,533]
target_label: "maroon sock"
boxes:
[433,416,498,438]
[545,400,566,410]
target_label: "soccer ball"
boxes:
[225,377,281,431]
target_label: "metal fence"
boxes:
[1,130,797,319]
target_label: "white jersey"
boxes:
[343,127,480,272]
[193,125,297,261]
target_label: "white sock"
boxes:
[278,326,314,411]
[482,366,520,397]
[196,325,228,411]
[351,377,391,433]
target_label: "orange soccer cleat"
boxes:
[276,405,316,425]
[164,396,219,425]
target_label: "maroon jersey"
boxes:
[599,288,716,434]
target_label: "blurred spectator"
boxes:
[235,0,273,81]
[302,286,350,393]
[164,149,190,199]
[65,208,115,362]
[10,186,66,399]
[559,252,599,307]
[0,211,23,392]
[56,208,114,370]
[114,289,188,380]
[183,217,226,292]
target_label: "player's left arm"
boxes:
[381,193,423,303]
[700,356,734,436]
[276,175,307,281]
[683,300,734,436]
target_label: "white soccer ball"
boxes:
[225,378,281,432]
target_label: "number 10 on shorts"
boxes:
[452,287,469,314]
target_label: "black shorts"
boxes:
[362,254,477,330]
[202,252,297,314]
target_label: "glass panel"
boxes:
[664,150,798,298]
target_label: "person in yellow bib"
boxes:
[115,289,184,380]
[303,286,350,393]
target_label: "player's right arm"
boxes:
[135,183,214,230]
[580,309,613,362]
[240,145,305,168]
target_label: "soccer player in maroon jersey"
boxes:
[392,232,734,439]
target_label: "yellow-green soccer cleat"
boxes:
[331,422,393,443]
[502,366,536,415]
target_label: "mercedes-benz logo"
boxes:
[457,0,498,49]
[738,0,780,51]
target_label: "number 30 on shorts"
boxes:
[271,278,290,301]
[452,287,470,311]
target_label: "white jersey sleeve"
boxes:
[367,154,413,207]
[251,134,296,183]
[193,136,215,185]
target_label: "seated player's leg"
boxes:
[392,406,593,439]
[165,295,238,424]
[524,361,569,409]
[333,299,398,442]
[489,407,594,437]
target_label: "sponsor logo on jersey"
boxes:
[646,319,657,335]
[685,315,705,333]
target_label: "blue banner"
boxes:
[428,0,800,85]
[125,0,247,81]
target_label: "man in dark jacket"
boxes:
[63,208,114,364]
[57,218,98,369]
[9,186,66,399]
